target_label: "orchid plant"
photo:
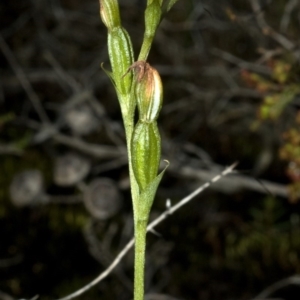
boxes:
[99,0,179,299]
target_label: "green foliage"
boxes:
[242,59,299,122]
[280,114,300,202]
[242,56,300,201]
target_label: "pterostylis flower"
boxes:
[127,60,163,122]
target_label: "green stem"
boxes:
[124,105,147,300]
[121,95,139,209]
[138,34,154,61]
[133,219,147,300]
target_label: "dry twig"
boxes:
[0,33,50,124]
[252,275,300,300]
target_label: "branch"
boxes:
[280,0,298,33]
[252,275,300,300]
[169,164,288,198]
[250,0,295,51]
[0,33,50,124]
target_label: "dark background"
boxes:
[1,0,300,299]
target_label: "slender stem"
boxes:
[121,95,139,209]
[121,95,146,299]
[138,34,154,61]
[133,219,147,300]
[125,108,147,300]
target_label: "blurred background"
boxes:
[1,0,300,299]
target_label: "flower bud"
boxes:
[108,27,134,96]
[138,0,163,60]
[99,0,121,30]
[145,0,162,39]
[128,61,163,122]
[131,121,161,191]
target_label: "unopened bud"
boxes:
[144,0,162,39]
[99,0,121,30]
[128,61,163,122]
[108,27,134,96]
[138,0,162,60]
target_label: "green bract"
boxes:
[131,121,161,191]
[108,28,134,97]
